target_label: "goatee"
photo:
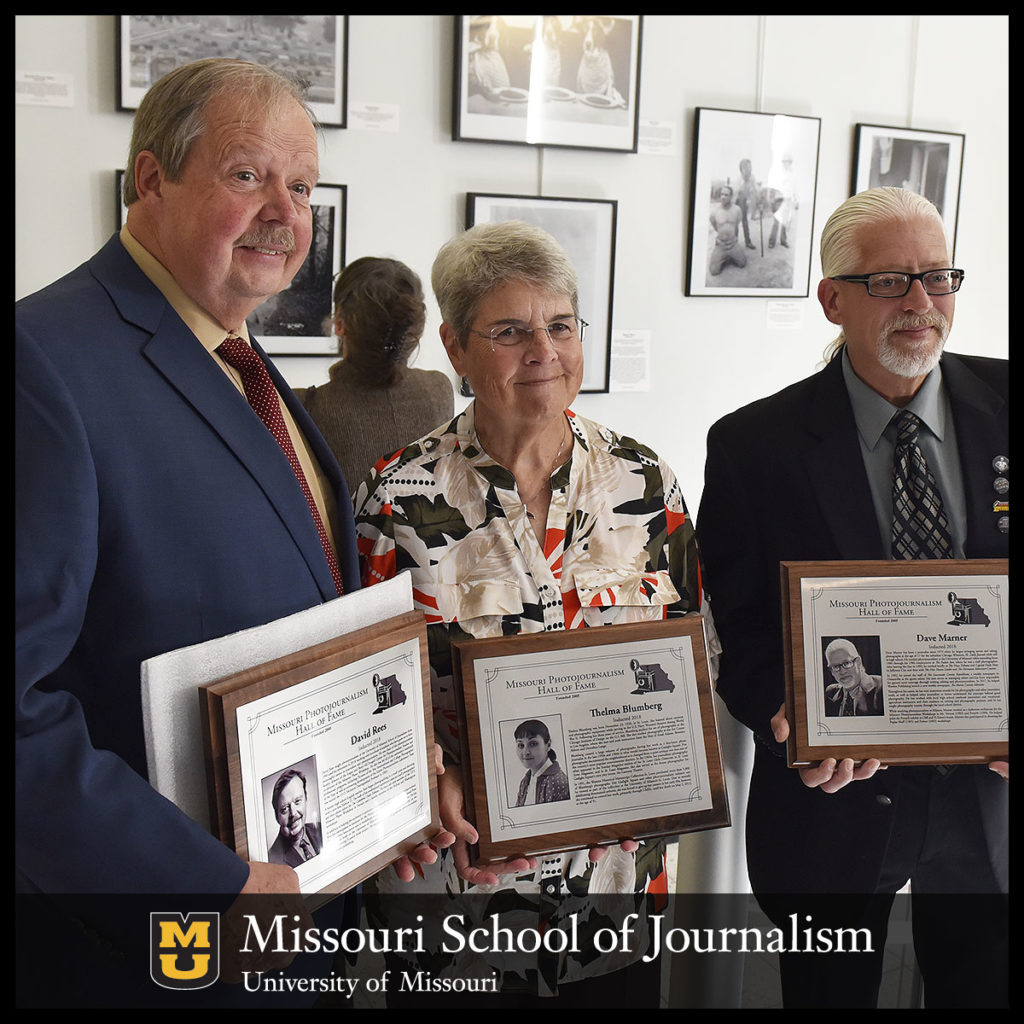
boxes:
[876,311,949,378]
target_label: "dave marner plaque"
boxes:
[782,560,1008,768]
[451,617,729,866]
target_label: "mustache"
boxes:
[236,228,296,253]
[884,311,949,334]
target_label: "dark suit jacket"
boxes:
[268,822,323,868]
[697,351,1008,895]
[16,235,360,893]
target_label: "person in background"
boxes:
[768,153,797,248]
[708,184,747,276]
[297,257,454,494]
[736,157,759,251]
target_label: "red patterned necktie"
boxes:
[217,337,343,595]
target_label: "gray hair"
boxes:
[431,221,579,347]
[824,637,860,662]
[123,58,316,206]
[820,187,948,362]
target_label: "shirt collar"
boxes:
[453,403,590,491]
[120,224,250,350]
[841,347,948,449]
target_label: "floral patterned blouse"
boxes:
[352,404,717,994]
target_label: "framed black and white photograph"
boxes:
[466,192,616,393]
[248,183,346,355]
[117,172,345,356]
[502,715,572,808]
[262,755,323,868]
[686,107,821,298]
[453,15,642,153]
[852,123,965,257]
[117,15,348,127]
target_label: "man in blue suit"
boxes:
[16,59,443,903]
[698,188,1007,1007]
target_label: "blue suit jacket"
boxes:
[698,351,1008,895]
[16,236,360,893]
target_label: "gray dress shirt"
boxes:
[841,348,967,558]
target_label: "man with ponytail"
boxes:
[699,188,1007,1007]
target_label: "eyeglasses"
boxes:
[830,268,964,298]
[829,657,860,674]
[470,317,588,351]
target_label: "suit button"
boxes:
[875,794,892,807]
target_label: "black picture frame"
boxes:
[466,191,616,393]
[116,15,348,128]
[852,123,965,259]
[116,171,346,356]
[453,15,642,153]
[686,107,821,297]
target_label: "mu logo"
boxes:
[150,912,220,990]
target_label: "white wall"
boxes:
[15,15,1008,908]
[15,14,1008,515]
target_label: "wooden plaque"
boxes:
[199,610,439,902]
[781,560,1008,767]
[451,616,729,867]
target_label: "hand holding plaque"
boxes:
[770,703,884,793]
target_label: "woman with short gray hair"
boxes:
[354,219,717,1003]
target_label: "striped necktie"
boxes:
[891,409,953,560]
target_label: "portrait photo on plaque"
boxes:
[451,617,729,866]
[821,635,885,719]
[781,560,1008,768]
[504,716,572,808]
[262,756,324,869]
